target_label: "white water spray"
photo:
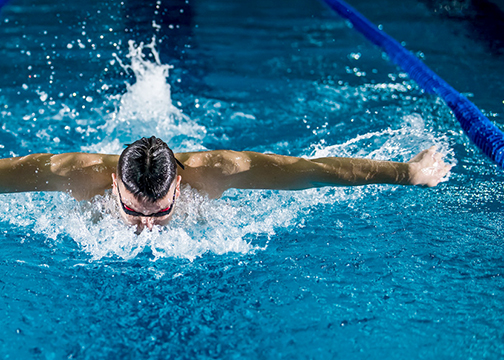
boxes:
[85,37,206,154]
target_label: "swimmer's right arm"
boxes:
[0,153,118,200]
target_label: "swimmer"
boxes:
[0,136,452,231]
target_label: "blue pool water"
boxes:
[1,0,504,358]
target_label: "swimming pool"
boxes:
[1,0,504,358]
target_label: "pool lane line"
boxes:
[321,0,504,169]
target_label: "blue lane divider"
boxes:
[321,0,504,168]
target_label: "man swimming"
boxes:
[0,136,452,231]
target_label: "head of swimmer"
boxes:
[112,136,182,232]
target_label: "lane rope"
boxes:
[322,0,504,167]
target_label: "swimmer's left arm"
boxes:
[179,147,451,196]
[243,146,451,190]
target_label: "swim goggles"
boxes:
[117,187,176,217]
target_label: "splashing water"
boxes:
[0,36,313,262]
[310,112,456,165]
[0,110,453,261]
[85,37,206,154]
[0,187,301,261]
[0,34,456,262]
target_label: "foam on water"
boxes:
[0,187,299,261]
[1,183,385,262]
[310,112,456,165]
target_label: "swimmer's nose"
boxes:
[141,217,154,231]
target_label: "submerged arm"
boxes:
[0,153,118,200]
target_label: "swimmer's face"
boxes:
[112,173,181,232]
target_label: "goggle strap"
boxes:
[175,158,185,170]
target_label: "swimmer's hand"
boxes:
[407,146,453,187]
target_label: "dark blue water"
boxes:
[1,0,504,358]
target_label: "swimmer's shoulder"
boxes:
[50,152,119,200]
[175,150,252,198]
[50,152,119,175]
[175,150,250,172]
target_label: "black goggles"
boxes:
[117,187,176,217]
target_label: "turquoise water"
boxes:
[1,0,504,358]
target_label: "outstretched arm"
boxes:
[177,146,452,198]
[0,153,118,200]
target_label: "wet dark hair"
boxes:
[117,136,182,202]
